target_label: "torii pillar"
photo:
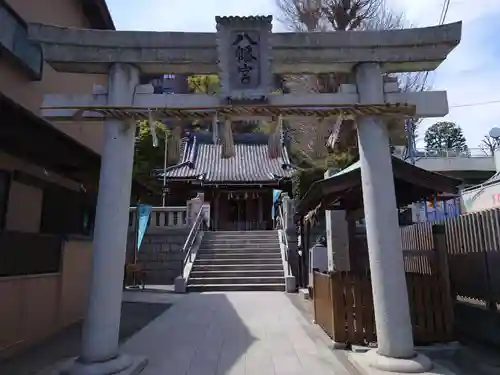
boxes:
[355,63,432,372]
[65,63,147,375]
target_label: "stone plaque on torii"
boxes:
[216,15,274,157]
[30,16,461,375]
[216,15,273,103]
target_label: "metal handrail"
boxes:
[129,206,187,212]
[278,205,292,275]
[182,207,206,268]
[414,147,489,158]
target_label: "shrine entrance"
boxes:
[32,13,461,375]
[214,189,271,231]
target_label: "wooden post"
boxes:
[328,273,335,338]
[432,224,454,339]
[313,272,318,323]
[304,220,311,288]
[330,272,348,346]
[477,212,496,311]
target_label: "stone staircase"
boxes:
[187,230,285,292]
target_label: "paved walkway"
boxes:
[4,290,490,375]
[0,293,176,375]
[121,292,354,375]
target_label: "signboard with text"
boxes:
[215,15,273,102]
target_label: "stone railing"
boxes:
[128,206,188,231]
[175,206,208,292]
[414,148,488,158]
[276,194,297,293]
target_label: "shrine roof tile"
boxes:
[164,132,293,183]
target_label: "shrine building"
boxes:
[163,130,294,231]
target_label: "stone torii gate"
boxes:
[30,16,461,375]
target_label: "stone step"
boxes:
[203,233,278,239]
[200,243,280,250]
[187,283,285,292]
[190,270,285,278]
[203,234,278,242]
[198,247,280,254]
[202,242,279,248]
[202,238,278,243]
[204,230,277,235]
[191,264,284,272]
[202,238,279,243]
[188,276,285,285]
[197,252,282,260]
[194,258,282,265]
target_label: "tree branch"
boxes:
[275,0,430,162]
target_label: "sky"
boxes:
[106,0,500,149]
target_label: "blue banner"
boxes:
[136,204,152,252]
[272,189,282,218]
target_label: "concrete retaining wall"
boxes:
[126,229,189,285]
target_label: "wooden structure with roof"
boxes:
[163,131,294,230]
[295,157,462,274]
[297,157,462,218]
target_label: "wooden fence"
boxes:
[397,210,500,309]
[313,224,454,346]
[397,209,500,346]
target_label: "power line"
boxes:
[432,2,500,112]
[421,0,451,88]
[450,99,500,109]
[408,0,451,163]
[434,2,500,111]
[439,0,451,24]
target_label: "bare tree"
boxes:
[275,0,430,161]
[276,0,323,31]
[479,135,500,156]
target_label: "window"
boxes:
[0,231,62,277]
[0,2,43,80]
[40,186,96,236]
[0,171,11,230]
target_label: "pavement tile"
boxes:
[121,292,352,375]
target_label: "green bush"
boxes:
[292,150,358,201]
[292,167,325,201]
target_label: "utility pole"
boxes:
[161,131,168,207]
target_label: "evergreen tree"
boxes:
[424,121,468,153]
